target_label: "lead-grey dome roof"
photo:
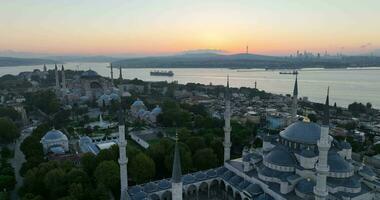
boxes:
[328,151,352,173]
[43,129,67,141]
[81,70,99,78]
[280,121,321,144]
[264,145,296,167]
[296,179,315,195]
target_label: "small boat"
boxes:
[279,70,298,75]
[150,70,174,77]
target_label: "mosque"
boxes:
[40,128,69,155]
[53,64,118,104]
[117,76,380,200]
[130,99,162,123]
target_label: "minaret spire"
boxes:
[118,109,128,200]
[314,87,331,200]
[223,75,232,162]
[110,63,114,86]
[119,66,123,81]
[291,75,298,122]
[323,87,330,126]
[61,65,66,91]
[55,64,60,90]
[171,132,182,200]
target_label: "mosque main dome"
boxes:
[42,129,68,141]
[280,121,321,145]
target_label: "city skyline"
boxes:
[1,0,380,56]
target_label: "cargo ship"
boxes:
[279,70,298,75]
[150,70,174,77]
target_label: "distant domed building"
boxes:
[55,67,114,104]
[130,99,162,123]
[131,99,147,115]
[40,129,69,155]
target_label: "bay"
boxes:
[1,62,379,109]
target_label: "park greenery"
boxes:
[0,147,16,200]
[16,92,258,199]
[0,117,19,144]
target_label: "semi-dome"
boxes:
[157,179,171,190]
[280,121,321,144]
[299,147,317,158]
[182,174,196,184]
[151,106,162,115]
[295,179,315,195]
[328,151,352,173]
[132,99,145,107]
[43,129,68,141]
[143,182,158,193]
[264,146,296,167]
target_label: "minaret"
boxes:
[110,63,114,86]
[223,75,232,162]
[171,133,183,200]
[119,66,123,81]
[61,65,66,91]
[43,64,47,72]
[314,87,331,200]
[54,64,60,90]
[291,75,298,122]
[118,109,128,200]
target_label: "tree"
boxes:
[129,153,155,184]
[366,102,372,110]
[66,168,89,186]
[0,117,19,144]
[0,107,20,121]
[44,168,67,199]
[25,90,59,114]
[185,136,206,154]
[193,148,217,170]
[0,175,16,191]
[80,153,97,176]
[164,142,193,173]
[94,161,120,196]
[307,113,317,123]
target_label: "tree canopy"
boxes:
[0,117,19,144]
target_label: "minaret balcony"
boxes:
[119,158,128,165]
[223,141,231,148]
[316,164,329,173]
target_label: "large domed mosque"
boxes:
[114,76,380,200]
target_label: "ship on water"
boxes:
[150,70,174,77]
[279,70,298,75]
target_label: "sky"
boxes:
[0,0,379,56]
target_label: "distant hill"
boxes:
[45,55,121,63]
[0,57,58,67]
[112,53,380,69]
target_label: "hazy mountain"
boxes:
[44,56,121,63]
[112,53,380,69]
[0,57,58,67]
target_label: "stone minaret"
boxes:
[223,76,232,162]
[291,75,298,122]
[55,64,60,90]
[110,63,114,86]
[314,87,331,200]
[61,65,66,91]
[118,109,128,200]
[119,66,123,81]
[171,133,182,200]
